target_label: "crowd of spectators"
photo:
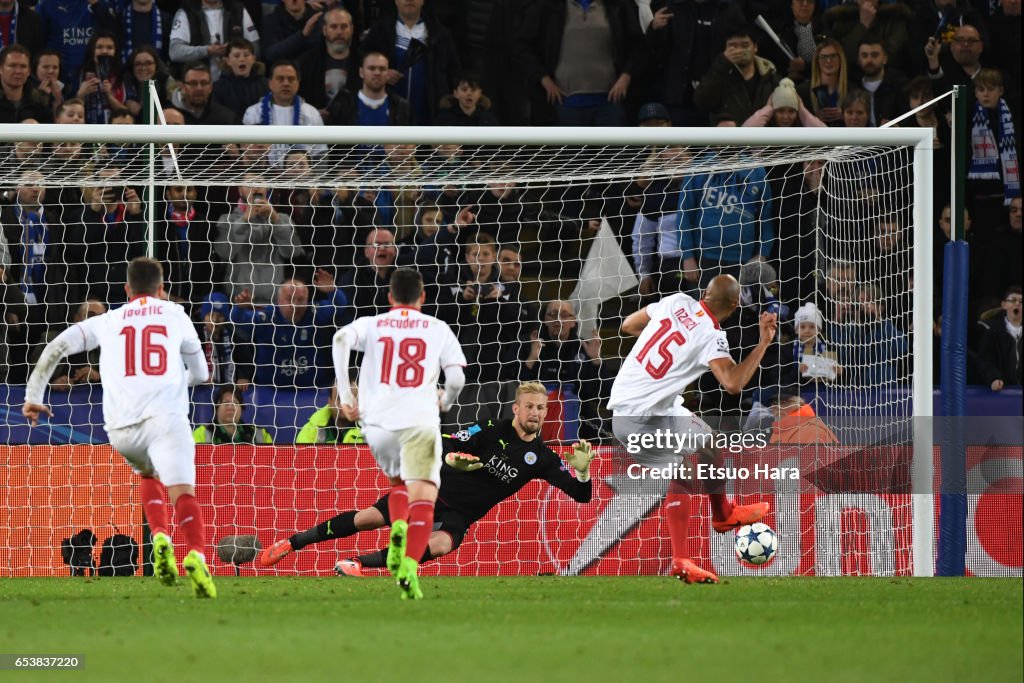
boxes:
[0,0,1020,439]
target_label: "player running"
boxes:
[258,382,594,574]
[331,268,466,599]
[22,258,216,597]
[608,274,776,585]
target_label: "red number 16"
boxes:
[120,325,168,376]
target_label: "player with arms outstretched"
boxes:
[331,268,466,599]
[608,274,777,584]
[22,258,216,597]
[258,382,594,574]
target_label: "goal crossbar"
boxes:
[3,123,933,148]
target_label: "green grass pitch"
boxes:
[1,577,1020,683]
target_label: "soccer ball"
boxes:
[735,523,777,566]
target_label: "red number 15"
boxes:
[634,319,685,379]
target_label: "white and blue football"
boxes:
[735,522,778,566]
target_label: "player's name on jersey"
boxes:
[624,429,768,456]
[626,462,802,481]
[121,303,166,318]
[376,317,430,329]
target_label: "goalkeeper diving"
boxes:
[260,382,594,574]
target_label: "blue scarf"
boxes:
[260,92,302,125]
[102,202,127,228]
[968,97,1020,205]
[374,188,395,226]
[203,326,236,385]
[793,338,826,363]
[0,3,17,50]
[123,3,163,65]
[86,89,107,124]
[167,205,195,261]
[15,202,47,305]
[85,64,120,124]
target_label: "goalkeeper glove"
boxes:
[445,452,483,472]
[566,439,594,482]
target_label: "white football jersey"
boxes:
[75,296,204,430]
[341,307,466,431]
[608,293,731,416]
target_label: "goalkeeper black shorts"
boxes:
[372,495,469,551]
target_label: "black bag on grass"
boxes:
[60,529,97,576]
[98,534,139,576]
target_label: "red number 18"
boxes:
[378,337,427,387]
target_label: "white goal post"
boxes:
[0,123,933,577]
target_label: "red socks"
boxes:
[140,478,169,537]
[388,485,409,523]
[664,492,692,558]
[698,449,736,522]
[708,493,734,523]
[173,494,206,555]
[142,478,208,556]
[405,500,435,564]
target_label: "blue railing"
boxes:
[1,384,1019,445]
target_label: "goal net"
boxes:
[0,123,936,578]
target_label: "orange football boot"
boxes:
[334,558,365,577]
[258,538,293,567]
[669,558,719,584]
[712,502,770,533]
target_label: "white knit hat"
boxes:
[772,78,800,111]
[794,302,822,328]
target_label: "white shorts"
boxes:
[612,410,715,467]
[362,424,443,486]
[107,414,197,487]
